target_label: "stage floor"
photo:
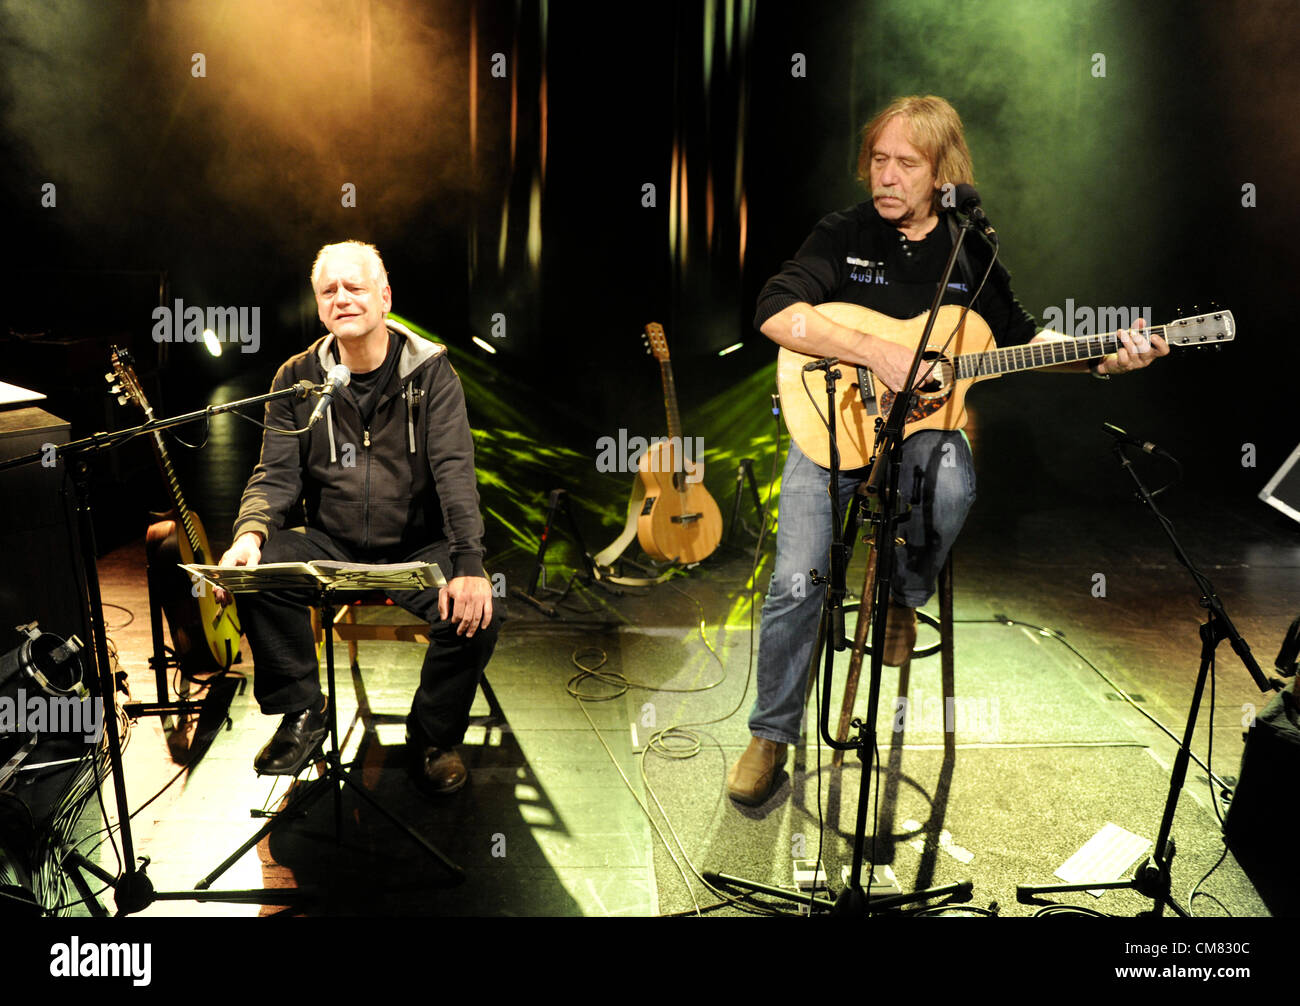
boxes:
[65,477,1296,917]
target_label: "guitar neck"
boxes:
[954,328,1168,379]
[659,360,684,443]
[150,427,204,561]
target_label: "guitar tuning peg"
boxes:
[104,373,114,382]
[109,383,121,394]
[116,395,128,406]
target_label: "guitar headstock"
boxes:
[106,345,153,418]
[1164,308,1235,347]
[643,322,670,361]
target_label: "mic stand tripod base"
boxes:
[703,872,837,913]
[1016,855,1188,917]
[833,878,973,916]
[194,582,465,901]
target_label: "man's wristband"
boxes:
[1089,357,1111,380]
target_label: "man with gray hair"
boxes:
[219,240,498,794]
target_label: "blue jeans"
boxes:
[749,430,976,745]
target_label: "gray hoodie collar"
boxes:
[315,318,446,380]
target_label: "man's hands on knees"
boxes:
[439,575,494,637]
[215,531,263,606]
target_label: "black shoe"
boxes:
[254,699,328,776]
[405,726,469,795]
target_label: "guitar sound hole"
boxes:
[878,356,952,422]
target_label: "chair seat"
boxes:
[311,596,502,733]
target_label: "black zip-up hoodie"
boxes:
[233,319,486,579]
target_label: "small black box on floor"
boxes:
[1224,688,1300,915]
[1259,442,1300,525]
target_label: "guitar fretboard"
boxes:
[659,360,683,444]
[952,320,1232,380]
[151,429,204,561]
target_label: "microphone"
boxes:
[1102,422,1168,456]
[308,364,351,429]
[953,183,997,244]
[803,357,839,373]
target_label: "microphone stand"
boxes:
[0,380,316,913]
[709,217,978,914]
[1017,438,1272,915]
[820,214,978,915]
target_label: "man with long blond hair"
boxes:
[728,96,1166,806]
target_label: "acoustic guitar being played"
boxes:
[777,303,1236,469]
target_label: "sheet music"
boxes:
[181,560,445,594]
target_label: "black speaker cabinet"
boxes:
[0,407,90,656]
[1224,688,1300,914]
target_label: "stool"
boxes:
[827,481,957,766]
[311,594,504,736]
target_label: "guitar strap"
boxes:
[591,479,680,586]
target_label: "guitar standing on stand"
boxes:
[108,347,242,719]
[635,323,722,566]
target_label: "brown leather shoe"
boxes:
[727,736,788,806]
[881,601,917,667]
[412,745,469,795]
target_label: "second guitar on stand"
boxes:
[635,323,722,565]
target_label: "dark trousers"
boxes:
[239,527,502,748]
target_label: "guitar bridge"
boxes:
[856,366,878,415]
[671,513,702,525]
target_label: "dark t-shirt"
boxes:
[755,201,1038,346]
[334,331,401,427]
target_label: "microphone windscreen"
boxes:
[953,183,981,211]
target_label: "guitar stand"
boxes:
[723,457,772,549]
[196,585,463,896]
[120,572,240,721]
[511,488,625,618]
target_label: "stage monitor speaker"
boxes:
[0,408,90,656]
[1259,442,1300,525]
[1223,687,1300,914]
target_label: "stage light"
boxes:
[471,336,498,355]
[0,624,86,698]
[717,342,743,357]
[203,328,222,357]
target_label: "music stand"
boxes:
[184,560,465,895]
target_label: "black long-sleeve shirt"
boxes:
[756,201,1038,346]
